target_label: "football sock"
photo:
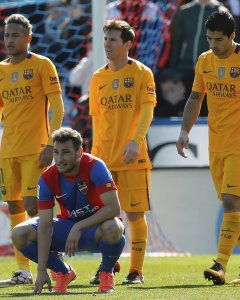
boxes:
[98,236,125,273]
[9,212,30,272]
[128,216,148,274]
[20,242,70,274]
[216,212,240,270]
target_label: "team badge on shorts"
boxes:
[124,77,134,88]
[23,69,33,80]
[218,67,225,78]
[230,67,240,78]
[78,182,88,195]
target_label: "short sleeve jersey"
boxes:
[192,45,240,152]
[0,52,61,158]
[37,153,117,222]
[89,59,156,170]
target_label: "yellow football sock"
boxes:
[9,212,30,272]
[128,216,148,274]
[216,212,240,270]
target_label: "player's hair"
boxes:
[205,11,235,37]
[4,14,32,35]
[103,19,135,43]
[52,128,83,150]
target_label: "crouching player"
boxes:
[11,127,125,294]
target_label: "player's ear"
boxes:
[78,147,83,158]
[27,34,32,44]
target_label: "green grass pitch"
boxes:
[0,255,240,299]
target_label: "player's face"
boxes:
[53,140,82,176]
[206,30,235,58]
[4,23,31,57]
[104,29,130,61]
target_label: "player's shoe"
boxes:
[98,272,115,293]
[204,259,225,285]
[0,270,33,285]
[52,267,76,293]
[90,260,120,285]
[122,271,144,284]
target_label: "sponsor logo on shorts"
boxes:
[27,186,37,190]
[227,184,237,188]
[130,202,140,207]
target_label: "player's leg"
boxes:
[118,169,150,284]
[80,218,125,293]
[204,152,240,285]
[90,171,121,285]
[13,217,76,293]
[0,157,31,285]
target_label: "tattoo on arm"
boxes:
[190,91,200,100]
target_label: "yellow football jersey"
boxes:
[192,45,240,152]
[0,52,61,158]
[89,59,156,171]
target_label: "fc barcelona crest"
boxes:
[78,181,88,195]
[23,69,33,80]
[230,67,240,78]
[124,77,134,88]
[218,67,225,78]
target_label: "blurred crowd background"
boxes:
[0,0,239,152]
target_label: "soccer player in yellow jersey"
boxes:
[0,14,64,284]
[176,11,240,285]
[89,19,156,284]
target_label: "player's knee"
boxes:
[12,224,30,249]
[222,193,240,212]
[100,218,124,244]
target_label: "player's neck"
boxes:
[9,50,29,65]
[218,42,237,59]
[108,56,129,72]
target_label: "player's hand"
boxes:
[33,270,52,294]
[39,145,53,168]
[176,130,189,158]
[65,224,81,257]
[123,140,140,164]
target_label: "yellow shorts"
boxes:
[209,151,240,200]
[111,169,151,212]
[0,154,44,201]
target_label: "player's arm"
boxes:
[65,189,120,257]
[34,207,53,294]
[123,102,154,163]
[89,76,100,154]
[0,97,3,121]
[39,92,64,167]
[176,90,205,158]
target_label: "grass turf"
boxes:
[0,255,240,299]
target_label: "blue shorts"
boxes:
[30,217,100,253]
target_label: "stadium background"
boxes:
[0,0,236,256]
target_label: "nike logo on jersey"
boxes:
[130,202,140,207]
[99,84,107,90]
[27,186,37,190]
[203,70,213,74]
[227,184,237,188]
[55,193,68,199]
